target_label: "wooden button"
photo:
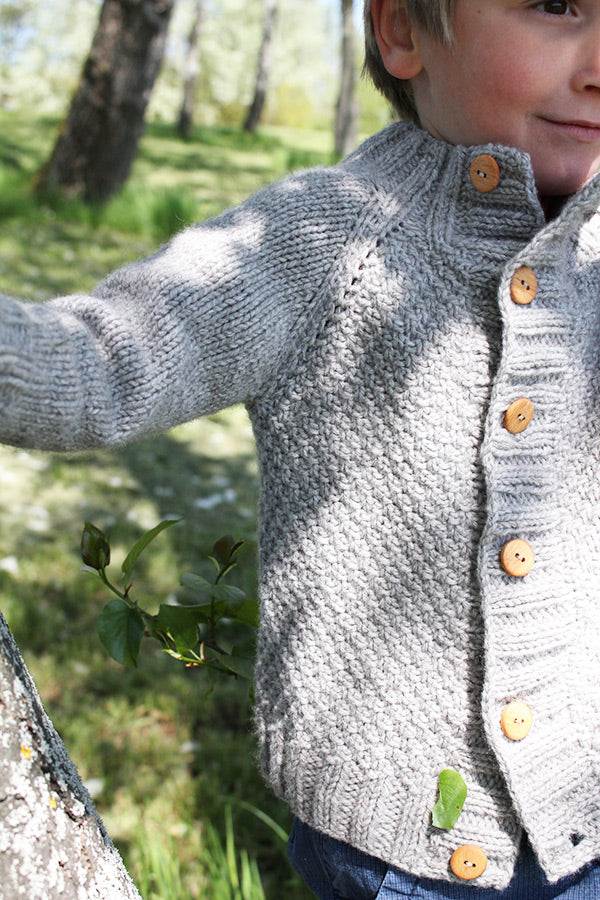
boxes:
[504,398,534,434]
[450,844,488,881]
[510,267,538,305]
[469,154,500,192]
[501,539,534,577]
[501,701,533,741]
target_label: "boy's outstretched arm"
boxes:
[0,168,366,453]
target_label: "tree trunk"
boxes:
[0,613,142,899]
[176,0,205,140]
[38,0,175,204]
[243,0,278,133]
[334,0,357,158]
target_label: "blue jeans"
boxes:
[287,818,600,900]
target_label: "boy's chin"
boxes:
[533,163,600,200]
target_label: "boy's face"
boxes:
[410,0,600,198]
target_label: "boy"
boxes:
[1,0,600,896]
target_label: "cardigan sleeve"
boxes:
[0,167,366,451]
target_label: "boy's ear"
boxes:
[371,0,424,80]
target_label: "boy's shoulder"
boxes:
[315,121,426,190]
[239,122,430,225]
[168,123,439,273]
[336,120,437,185]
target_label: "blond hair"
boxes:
[363,0,455,122]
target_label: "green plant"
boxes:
[135,829,192,900]
[134,808,269,900]
[204,808,267,900]
[81,519,257,677]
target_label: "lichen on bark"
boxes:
[0,612,142,899]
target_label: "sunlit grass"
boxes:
[133,808,279,900]
[0,111,336,296]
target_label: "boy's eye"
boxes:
[536,0,574,14]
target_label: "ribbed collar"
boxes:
[345,121,600,264]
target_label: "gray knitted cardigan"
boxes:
[1,122,600,889]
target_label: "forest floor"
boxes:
[0,110,339,900]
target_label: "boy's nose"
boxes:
[573,29,600,91]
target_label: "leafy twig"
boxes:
[80,520,256,677]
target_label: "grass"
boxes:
[134,808,272,900]
[0,112,336,297]
[0,110,326,899]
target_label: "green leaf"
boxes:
[238,801,289,843]
[209,536,245,574]
[180,572,213,598]
[81,521,111,571]
[231,638,256,659]
[156,604,209,652]
[212,535,237,566]
[220,641,256,680]
[121,515,182,580]
[97,598,145,667]
[213,583,246,608]
[179,573,245,609]
[233,599,260,628]
[431,769,467,830]
[221,655,255,679]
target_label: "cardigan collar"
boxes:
[345,121,600,266]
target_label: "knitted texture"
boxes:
[1,123,600,888]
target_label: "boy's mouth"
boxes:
[540,117,600,141]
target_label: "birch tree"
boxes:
[334,0,357,157]
[243,0,278,133]
[176,0,205,139]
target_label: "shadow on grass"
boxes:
[107,431,299,892]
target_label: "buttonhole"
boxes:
[464,860,476,868]
[477,170,487,179]
[570,833,585,847]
